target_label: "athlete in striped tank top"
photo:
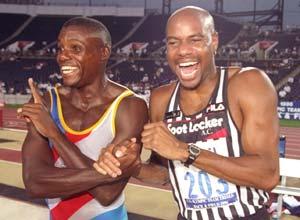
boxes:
[20,17,148,220]
[99,6,280,220]
[162,67,272,219]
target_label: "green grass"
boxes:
[280,119,300,127]
[4,104,23,108]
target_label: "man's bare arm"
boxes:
[93,96,148,203]
[189,68,279,190]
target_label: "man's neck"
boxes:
[69,78,110,112]
[179,69,218,115]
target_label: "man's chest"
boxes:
[60,103,110,131]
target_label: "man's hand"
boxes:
[141,122,187,160]
[93,144,121,177]
[93,138,140,178]
[17,78,59,138]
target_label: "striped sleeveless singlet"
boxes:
[165,67,269,219]
[46,87,133,220]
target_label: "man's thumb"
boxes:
[114,146,127,158]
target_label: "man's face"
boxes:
[56,25,107,87]
[166,12,218,89]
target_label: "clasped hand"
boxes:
[94,122,186,178]
[93,138,141,178]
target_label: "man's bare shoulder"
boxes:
[110,80,147,106]
[228,66,277,106]
[121,93,147,107]
[114,89,149,140]
[228,67,274,90]
[150,82,177,122]
[116,89,148,119]
[151,82,177,104]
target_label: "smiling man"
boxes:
[95,6,280,220]
[139,6,280,219]
[19,17,148,220]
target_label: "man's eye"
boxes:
[72,45,82,52]
[191,38,206,44]
[167,41,177,46]
[192,38,203,42]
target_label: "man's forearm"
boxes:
[26,165,126,199]
[47,131,132,205]
[191,149,279,191]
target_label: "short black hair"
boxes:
[62,17,112,48]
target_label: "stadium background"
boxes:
[0,0,299,219]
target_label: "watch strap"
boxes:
[184,144,201,167]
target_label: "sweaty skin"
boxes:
[96,7,279,193]
[19,21,148,206]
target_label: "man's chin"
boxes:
[179,79,200,90]
[62,73,81,85]
[62,79,78,87]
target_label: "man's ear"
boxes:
[100,46,111,61]
[212,31,219,52]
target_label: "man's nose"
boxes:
[57,49,70,63]
[178,42,192,57]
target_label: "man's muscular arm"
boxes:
[142,69,280,191]
[190,68,280,190]
[21,79,148,205]
[93,95,148,204]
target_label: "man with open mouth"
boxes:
[96,6,279,220]
[19,17,148,220]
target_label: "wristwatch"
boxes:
[184,144,201,167]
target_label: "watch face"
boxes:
[189,144,201,156]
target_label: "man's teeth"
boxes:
[61,66,78,74]
[179,62,198,67]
